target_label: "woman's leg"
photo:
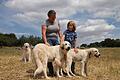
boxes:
[47,39,54,76]
[71,62,75,74]
[47,62,54,76]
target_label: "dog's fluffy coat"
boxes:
[33,41,71,79]
[21,43,31,63]
[65,48,100,77]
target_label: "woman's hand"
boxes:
[74,48,78,53]
[45,42,50,46]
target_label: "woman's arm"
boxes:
[58,31,64,43]
[42,25,50,46]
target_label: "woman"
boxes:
[41,10,63,76]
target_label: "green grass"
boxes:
[0,47,120,80]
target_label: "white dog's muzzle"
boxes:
[95,53,100,58]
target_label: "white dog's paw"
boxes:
[72,74,76,77]
[68,75,72,77]
[61,73,63,76]
[82,73,87,77]
[46,77,51,79]
[58,75,62,77]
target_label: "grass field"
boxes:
[0,47,120,80]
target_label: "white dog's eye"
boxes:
[95,51,97,52]
[65,43,67,45]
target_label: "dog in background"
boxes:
[65,48,100,77]
[21,43,31,63]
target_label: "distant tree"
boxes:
[17,35,43,46]
[28,35,43,46]
[80,38,120,48]
[80,44,87,48]
[114,39,120,47]
[1,33,119,47]
[88,42,101,47]
[0,33,17,46]
[102,38,116,47]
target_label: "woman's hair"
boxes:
[47,10,56,17]
[67,21,76,31]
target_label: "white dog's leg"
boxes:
[68,61,76,76]
[66,59,72,77]
[34,59,43,77]
[69,67,76,76]
[28,53,31,62]
[66,67,72,77]
[81,61,87,77]
[84,61,88,76]
[34,67,43,77]
[60,68,63,76]
[24,56,27,63]
[53,58,62,77]
[56,67,62,77]
[43,59,50,79]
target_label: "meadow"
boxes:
[0,47,120,80]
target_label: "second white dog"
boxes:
[65,48,100,77]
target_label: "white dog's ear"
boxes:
[30,45,34,49]
[88,52,92,58]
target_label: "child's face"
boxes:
[68,23,74,31]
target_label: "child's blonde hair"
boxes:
[67,21,76,31]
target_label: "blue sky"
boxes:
[0,0,120,45]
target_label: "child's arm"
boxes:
[74,35,78,53]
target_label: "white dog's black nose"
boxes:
[98,54,100,57]
[66,47,70,51]
[95,54,100,57]
[25,46,28,48]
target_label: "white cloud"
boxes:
[5,0,120,23]
[14,32,32,38]
[76,19,116,45]
[77,19,115,33]
[59,19,116,45]
[1,0,120,45]
[5,0,120,21]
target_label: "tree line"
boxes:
[0,33,120,47]
[81,38,120,47]
[0,33,43,47]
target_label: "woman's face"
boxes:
[48,14,56,23]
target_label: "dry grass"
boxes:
[0,47,120,80]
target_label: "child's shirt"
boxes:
[63,29,77,48]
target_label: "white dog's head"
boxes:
[89,48,100,58]
[23,43,30,49]
[60,41,71,51]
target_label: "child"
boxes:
[63,20,78,74]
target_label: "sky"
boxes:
[0,0,120,46]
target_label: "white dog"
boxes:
[21,43,31,63]
[65,48,100,77]
[33,41,71,79]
